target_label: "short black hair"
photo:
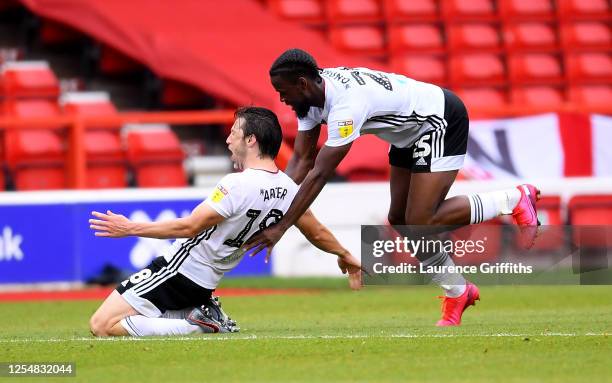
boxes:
[269,48,322,83]
[234,106,283,159]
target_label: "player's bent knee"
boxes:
[89,314,112,337]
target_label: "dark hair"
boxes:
[234,106,283,159]
[269,48,321,83]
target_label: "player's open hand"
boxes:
[337,254,363,291]
[89,210,133,238]
[243,225,285,264]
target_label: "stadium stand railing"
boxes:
[0,109,250,189]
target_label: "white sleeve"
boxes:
[324,98,367,147]
[297,107,323,131]
[204,174,243,218]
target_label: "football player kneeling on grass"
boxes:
[88,106,361,337]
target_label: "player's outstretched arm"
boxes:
[296,209,362,290]
[89,201,225,239]
[285,125,321,184]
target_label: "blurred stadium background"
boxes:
[0,0,610,284]
[0,1,610,381]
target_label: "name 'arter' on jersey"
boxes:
[261,187,288,202]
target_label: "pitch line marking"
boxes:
[0,333,607,343]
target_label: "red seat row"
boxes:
[268,0,611,24]
[391,53,612,87]
[455,85,612,108]
[387,22,610,54]
[334,22,611,58]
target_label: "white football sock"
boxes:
[468,188,521,224]
[160,308,193,320]
[421,251,466,298]
[121,315,202,337]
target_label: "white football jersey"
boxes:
[298,67,447,149]
[161,168,298,289]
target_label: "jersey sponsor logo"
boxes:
[0,226,24,262]
[260,187,288,202]
[210,185,228,203]
[415,157,428,166]
[338,120,354,138]
[128,209,190,268]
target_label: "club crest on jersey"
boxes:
[338,120,353,138]
[210,185,228,203]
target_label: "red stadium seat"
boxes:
[522,195,564,251]
[0,61,60,99]
[558,0,611,21]
[455,87,507,109]
[441,0,497,22]
[511,86,564,106]
[3,99,66,190]
[383,0,439,23]
[569,195,612,225]
[84,131,127,189]
[390,55,446,85]
[508,54,563,85]
[498,0,555,21]
[267,0,325,25]
[503,23,558,52]
[388,24,444,54]
[329,26,386,56]
[0,143,4,190]
[568,195,612,247]
[4,99,64,129]
[127,129,187,187]
[4,130,65,190]
[449,55,506,87]
[2,99,64,156]
[567,53,612,83]
[326,0,382,24]
[61,92,119,130]
[561,23,612,51]
[447,24,501,52]
[538,196,564,225]
[60,92,127,188]
[569,85,612,105]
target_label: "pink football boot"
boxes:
[436,282,480,327]
[512,184,541,248]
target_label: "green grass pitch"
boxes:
[1,279,611,382]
